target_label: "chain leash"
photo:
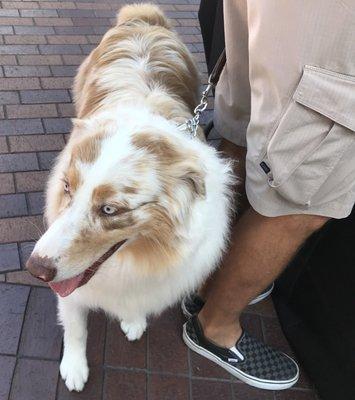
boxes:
[178,49,226,138]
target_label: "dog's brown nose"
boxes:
[26,255,57,282]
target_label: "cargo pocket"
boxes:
[261,65,355,206]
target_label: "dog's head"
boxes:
[26,110,207,296]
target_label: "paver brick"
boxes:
[0,215,44,242]
[274,391,317,400]
[35,17,73,27]
[105,319,147,368]
[19,241,35,268]
[94,10,117,18]
[18,54,62,65]
[192,380,233,400]
[0,18,34,26]
[4,35,47,45]
[20,89,71,104]
[58,103,75,117]
[51,65,78,77]
[0,173,15,194]
[76,2,111,10]
[20,10,59,18]
[9,134,65,152]
[47,35,88,45]
[27,191,45,214]
[6,104,57,119]
[0,91,19,105]
[62,54,86,64]
[38,151,59,170]
[39,2,76,10]
[58,9,96,18]
[0,283,30,354]
[55,26,95,35]
[44,117,72,133]
[148,375,190,400]
[2,2,40,10]
[233,383,274,399]
[39,44,82,54]
[0,26,13,35]
[14,25,55,35]
[4,65,52,77]
[57,366,103,400]
[41,77,73,89]
[85,312,107,365]
[14,170,49,192]
[0,10,20,18]
[0,243,20,272]
[0,153,39,172]
[0,77,41,90]
[0,45,39,55]
[104,370,146,400]
[0,193,28,218]
[81,44,96,54]
[87,35,102,44]
[149,306,189,374]
[0,137,8,153]
[10,358,59,400]
[71,17,111,26]
[0,119,44,136]
[0,355,16,400]
[19,287,63,359]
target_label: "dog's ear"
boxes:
[181,167,206,198]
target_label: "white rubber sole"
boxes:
[249,282,275,305]
[182,323,299,391]
[181,283,275,319]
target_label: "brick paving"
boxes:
[0,1,319,399]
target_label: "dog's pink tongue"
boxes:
[49,272,85,297]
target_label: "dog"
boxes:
[26,3,234,392]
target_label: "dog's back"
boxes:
[74,3,200,122]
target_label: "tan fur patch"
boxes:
[67,162,81,192]
[122,203,180,272]
[101,213,134,231]
[92,184,116,204]
[71,135,101,164]
[121,185,138,194]
[132,132,182,164]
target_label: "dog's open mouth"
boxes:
[49,240,127,297]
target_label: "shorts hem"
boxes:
[246,180,354,220]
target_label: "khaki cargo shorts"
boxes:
[214,0,355,219]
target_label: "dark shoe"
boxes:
[183,315,299,390]
[181,283,274,319]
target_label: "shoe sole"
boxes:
[248,282,274,305]
[181,283,275,319]
[182,323,299,391]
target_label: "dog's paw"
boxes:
[120,319,147,341]
[60,353,89,392]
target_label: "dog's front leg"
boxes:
[58,297,89,392]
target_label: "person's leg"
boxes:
[198,209,328,348]
[198,139,248,301]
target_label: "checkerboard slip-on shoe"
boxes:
[181,283,274,319]
[183,316,299,390]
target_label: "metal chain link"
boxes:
[178,79,214,138]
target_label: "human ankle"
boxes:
[198,312,242,348]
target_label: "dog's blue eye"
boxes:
[101,205,117,215]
